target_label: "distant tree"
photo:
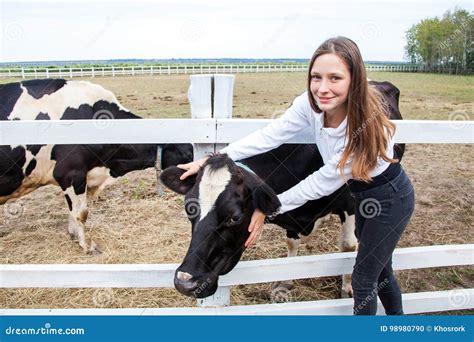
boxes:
[404,8,472,73]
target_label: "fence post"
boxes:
[187,73,234,307]
[45,68,49,78]
[186,73,235,170]
[196,286,231,307]
[91,66,95,77]
[213,74,235,153]
[188,74,214,160]
[69,67,73,78]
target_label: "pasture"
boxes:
[0,71,472,311]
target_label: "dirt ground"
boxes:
[0,72,472,311]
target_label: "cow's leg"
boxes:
[272,232,301,292]
[54,160,100,254]
[313,213,331,230]
[67,214,77,239]
[338,211,358,298]
[287,235,301,257]
[63,186,99,254]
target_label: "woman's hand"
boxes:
[245,208,266,247]
[177,156,209,180]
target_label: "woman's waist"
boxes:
[348,161,402,193]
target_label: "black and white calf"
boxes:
[0,79,193,253]
[160,81,405,299]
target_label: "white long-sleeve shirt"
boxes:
[219,91,395,214]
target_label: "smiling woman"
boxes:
[176,36,415,315]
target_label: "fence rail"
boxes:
[0,64,422,79]
[0,119,472,145]
[2,290,473,316]
[1,245,473,315]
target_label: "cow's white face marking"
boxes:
[198,165,231,221]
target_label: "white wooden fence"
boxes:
[0,64,420,79]
[0,74,473,315]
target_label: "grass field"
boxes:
[0,72,472,312]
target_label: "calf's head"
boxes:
[160,154,280,298]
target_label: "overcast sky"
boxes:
[0,0,471,63]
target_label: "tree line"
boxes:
[405,8,472,74]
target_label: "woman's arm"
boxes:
[178,92,311,180]
[220,92,311,161]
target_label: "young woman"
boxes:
[177,37,415,315]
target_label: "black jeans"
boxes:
[351,166,415,315]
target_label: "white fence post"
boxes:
[188,75,214,160]
[188,74,235,307]
[213,74,235,153]
[197,286,231,307]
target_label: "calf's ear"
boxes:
[160,166,196,195]
[247,177,281,216]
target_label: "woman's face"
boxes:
[310,53,351,115]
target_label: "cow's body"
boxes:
[160,81,405,299]
[0,79,192,252]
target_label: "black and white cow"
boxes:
[0,79,193,253]
[160,81,405,299]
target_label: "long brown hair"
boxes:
[307,37,398,182]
